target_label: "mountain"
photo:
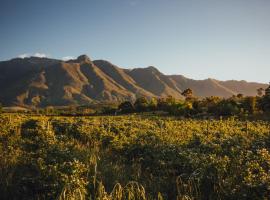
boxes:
[0,55,267,107]
[169,75,267,97]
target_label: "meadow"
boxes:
[1,114,270,199]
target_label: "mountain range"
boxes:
[0,55,267,107]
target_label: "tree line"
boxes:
[1,85,269,117]
[114,85,270,117]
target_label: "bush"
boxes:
[118,101,135,113]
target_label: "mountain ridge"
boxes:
[0,55,267,107]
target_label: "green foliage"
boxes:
[101,106,118,115]
[242,96,257,114]
[148,97,158,111]
[261,85,270,112]
[257,88,265,97]
[181,88,194,100]
[1,114,270,199]
[215,98,241,116]
[134,97,149,112]
[113,92,270,118]
[118,101,135,113]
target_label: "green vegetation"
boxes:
[1,114,270,199]
[3,85,270,119]
[111,85,270,118]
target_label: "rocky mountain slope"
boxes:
[0,55,267,107]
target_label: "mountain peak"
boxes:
[0,55,268,107]
[147,66,158,70]
[76,54,91,63]
[145,66,161,74]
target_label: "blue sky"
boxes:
[0,0,269,83]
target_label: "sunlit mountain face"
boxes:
[0,55,267,107]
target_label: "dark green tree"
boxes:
[215,98,241,116]
[202,96,221,114]
[236,93,244,99]
[156,96,177,112]
[265,84,270,97]
[157,98,167,111]
[148,97,158,111]
[242,96,257,114]
[257,88,264,97]
[118,101,135,113]
[134,97,149,112]
[165,95,176,106]
[181,88,193,99]
[261,84,270,112]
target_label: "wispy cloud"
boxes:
[62,56,74,61]
[17,53,29,58]
[17,52,50,58]
[33,53,48,58]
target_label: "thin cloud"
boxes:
[62,56,74,61]
[17,53,29,58]
[33,53,48,58]
[17,52,50,58]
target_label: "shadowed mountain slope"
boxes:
[0,55,267,107]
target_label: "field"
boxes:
[1,114,270,200]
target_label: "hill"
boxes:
[0,55,267,107]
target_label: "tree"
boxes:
[181,88,193,99]
[201,96,221,114]
[215,99,241,116]
[102,106,117,115]
[242,96,257,114]
[257,88,265,97]
[134,97,149,112]
[165,95,176,106]
[167,102,185,115]
[118,101,135,113]
[265,84,270,97]
[236,93,244,99]
[156,96,178,112]
[157,98,167,111]
[148,97,158,111]
[261,84,270,112]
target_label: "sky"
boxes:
[0,0,269,83]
